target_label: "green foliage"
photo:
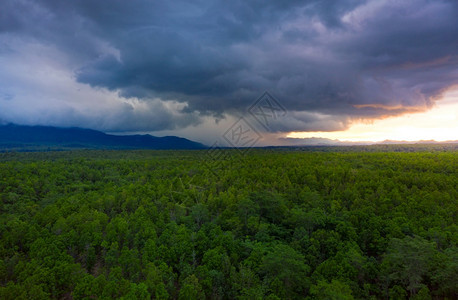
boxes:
[261,243,310,298]
[0,148,457,299]
[382,236,436,295]
[309,279,354,299]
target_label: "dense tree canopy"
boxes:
[0,147,457,299]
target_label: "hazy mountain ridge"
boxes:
[0,124,207,150]
[279,137,458,146]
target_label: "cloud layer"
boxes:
[1,0,457,139]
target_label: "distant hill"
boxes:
[0,124,207,151]
[279,137,458,146]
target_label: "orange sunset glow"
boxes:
[287,88,458,143]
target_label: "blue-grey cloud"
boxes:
[1,0,457,134]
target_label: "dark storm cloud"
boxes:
[1,0,457,133]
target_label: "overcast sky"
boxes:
[1,0,457,145]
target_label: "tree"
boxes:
[309,279,354,300]
[382,236,436,297]
[261,244,310,298]
[178,275,204,300]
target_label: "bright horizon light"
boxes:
[287,88,458,142]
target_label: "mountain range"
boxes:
[0,124,206,151]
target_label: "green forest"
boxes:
[0,146,457,299]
